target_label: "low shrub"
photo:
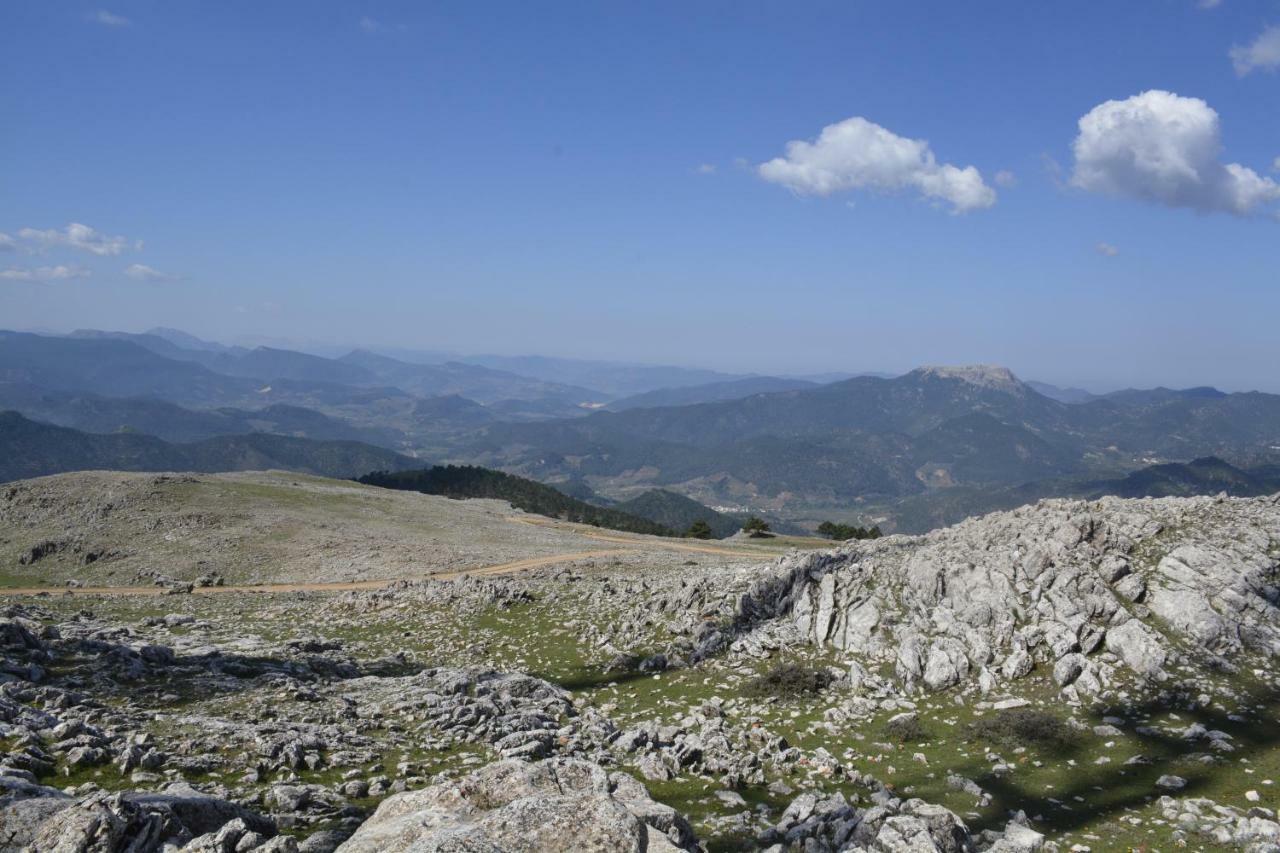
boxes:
[744,663,833,698]
[967,708,1075,751]
[885,713,927,743]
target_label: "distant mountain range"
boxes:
[606,376,818,411]
[889,456,1280,533]
[449,354,751,398]
[454,364,1280,522]
[0,409,765,539]
[0,382,403,446]
[0,411,417,483]
[68,329,597,406]
[3,329,1276,534]
[1025,380,1100,404]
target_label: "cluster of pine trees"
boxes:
[816,521,882,541]
[358,465,674,537]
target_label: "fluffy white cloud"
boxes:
[1095,242,1120,257]
[90,10,131,27]
[124,263,177,282]
[17,222,135,255]
[0,265,91,282]
[1230,25,1280,76]
[1071,90,1280,217]
[757,116,996,213]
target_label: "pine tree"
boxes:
[685,519,713,539]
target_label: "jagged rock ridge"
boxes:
[731,493,1280,699]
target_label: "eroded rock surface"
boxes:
[731,494,1280,699]
[335,757,698,853]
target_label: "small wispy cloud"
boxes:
[124,263,179,283]
[1198,0,1223,9]
[696,163,716,175]
[0,233,18,252]
[994,170,1017,188]
[89,9,131,27]
[0,265,91,281]
[1095,242,1120,257]
[16,222,136,256]
[1230,25,1280,76]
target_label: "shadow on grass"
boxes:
[539,665,660,693]
[51,636,426,709]
[963,679,1280,837]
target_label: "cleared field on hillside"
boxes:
[0,470,816,589]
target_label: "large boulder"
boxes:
[335,758,698,853]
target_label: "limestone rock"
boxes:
[334,758,698,852]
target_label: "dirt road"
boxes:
[0,547,638,598]
[0,517,783,597]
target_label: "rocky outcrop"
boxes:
[0,779,278,853]
[731,494,1280,697]
[758,789,976,852]
[335,757,698,852]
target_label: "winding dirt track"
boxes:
[0,516,783,598]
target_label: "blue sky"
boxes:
[2,1,1279,390]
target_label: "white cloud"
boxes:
[757,116,996,213]
[1273,156,1280,172]
[994,170,1017,188]
[90,10,131,27]
[1230,25,1280,76]
[17,222,134,255]
[0,233,17,252]
[0,265,91,282]
[1071,90,1280,217]
[1198,0,1223,8]
[696,163,716,175]
[124,263,178,282]
[1095,242,1120,257]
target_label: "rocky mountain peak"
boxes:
[910,364,1026,394]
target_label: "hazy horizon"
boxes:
[9,322,1278,397]
[4,3,1279,392]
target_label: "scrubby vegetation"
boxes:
[743,663,833,698]
[884,713,928,743]
[967,707,1077,752]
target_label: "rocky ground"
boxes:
[3,477,1280,851]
